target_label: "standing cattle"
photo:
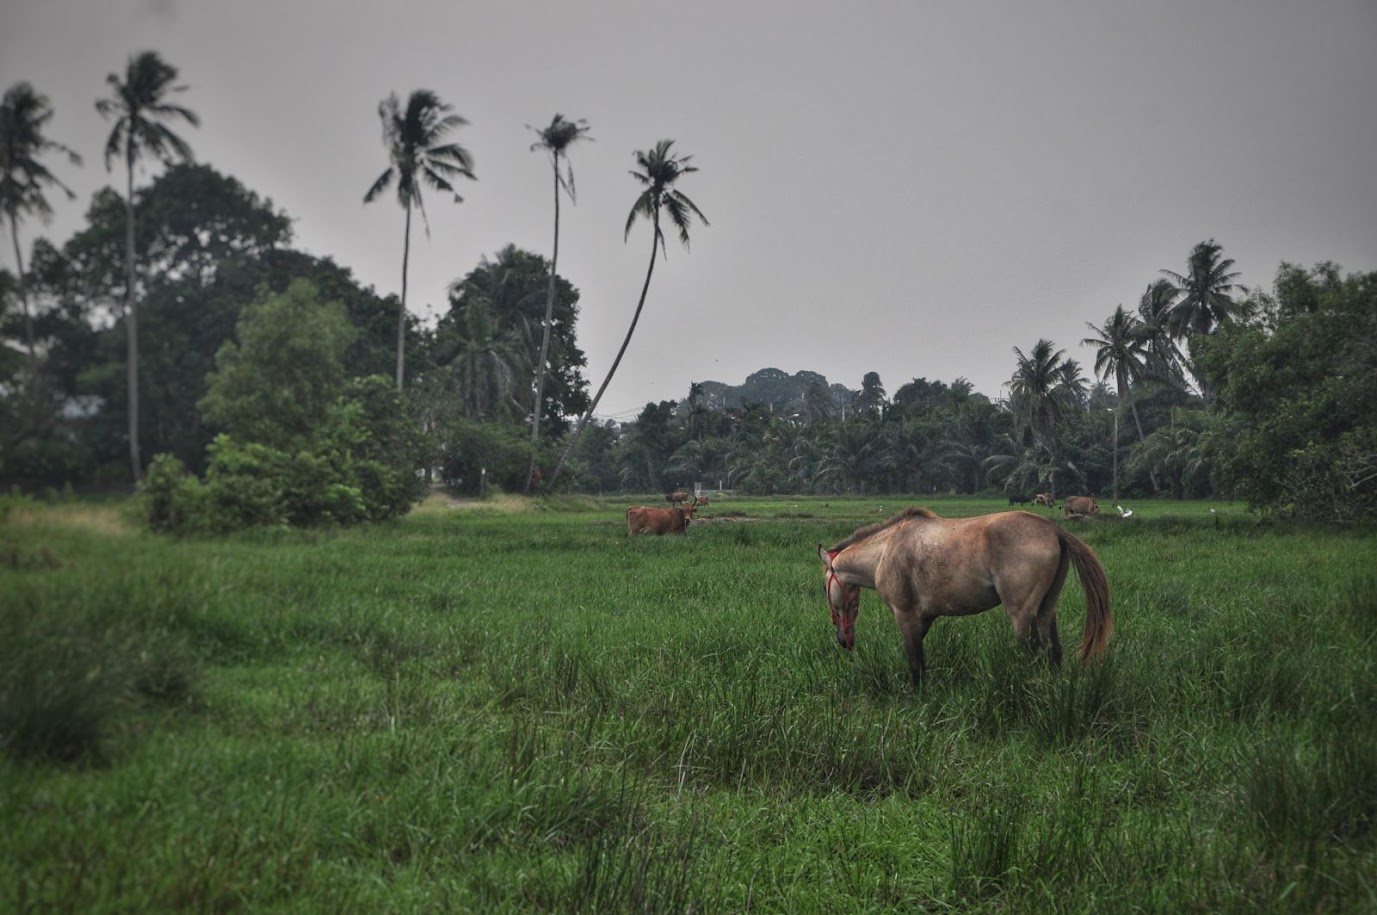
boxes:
[1033,493,1056,508]
[1063,495,1099,516]
[627,501,696,535]
[666,490,690,506]
[1008,494,1031,506]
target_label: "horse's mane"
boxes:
[829,506,941,551]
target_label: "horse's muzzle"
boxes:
[836,626,855,650]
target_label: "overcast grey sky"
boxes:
[4,0,1375,419]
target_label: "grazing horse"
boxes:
[627,502,696,536]
[1063,495,1099,516]
[818,507,1111,685]
[1033,492,1056,508]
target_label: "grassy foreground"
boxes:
[3,494,1375,913]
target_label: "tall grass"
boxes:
[2,496,1375,912]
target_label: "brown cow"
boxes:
[1063,495,1099,516]
[1033,492,1056,508]
[627,501,696,536]
[666,490,690,506]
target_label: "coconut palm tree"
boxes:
[1081,306,1150,439]
[1082,305,1159,492]
[549,139,708,485]
[1161,239,1242,398]
[1135,278,1189,387]
[364,90,475,390]
[1,82,81,390]
[96,51,199,482]
[525,114,591,491]
[1161,239,1243,339]
[1007,339,1069,446]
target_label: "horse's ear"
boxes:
[818,544,831,566]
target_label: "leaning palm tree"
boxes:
[548,139,708,486]
[1,82,81,389]
[96,51,199,482]
[525,114,591,492]
[364,90,475,390]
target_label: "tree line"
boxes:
[3,54,1373,524]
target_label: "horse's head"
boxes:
[818,545,860,650]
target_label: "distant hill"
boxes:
[690,368,856,414]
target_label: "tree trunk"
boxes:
[1119,368,1159,493]
[396,200,411,390]
[548,215,661,487]
[526,159,561,493]
[7,211,35,381]
[124,157,142,482]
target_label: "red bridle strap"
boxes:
[824,550,856,627]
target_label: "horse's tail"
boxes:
[1057,528,1113,659]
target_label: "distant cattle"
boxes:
[627,502,696,536]
[1063,495,1099,516]
[1034,493,1056,508]
[666,490,690,506]
[1008,494,1031,506]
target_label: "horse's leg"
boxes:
[1007,604,1042,654]
[1037,610,1063,667]
[898,614,934,687]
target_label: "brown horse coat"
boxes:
[819,507,1111,684]
[627,502,695,535]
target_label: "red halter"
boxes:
[824,549,858,628]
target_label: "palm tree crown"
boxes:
[1007,339,1069,445]
[1161,238,1242,339]
[625,139,709,254]
[529,113,591,201]
[2,82,81,224]
[2,81,81,378]
[96,51,199,173]
[364,90,474,229]
[1081,305,1148,398]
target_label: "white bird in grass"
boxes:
[1116,504,1133,518]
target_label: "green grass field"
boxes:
[3,494,1375,913]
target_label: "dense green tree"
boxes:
[551,139,708,485]
[146,279,422,530]
[1,82,81,386]
[24,164,296,474]
[1195,262,1376,519]
[441,245,588,433]
[96,50,200,481]
[364,89,475,389]
[527,114,591,491]
[200,279,354,449]
[444,297,525,422]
